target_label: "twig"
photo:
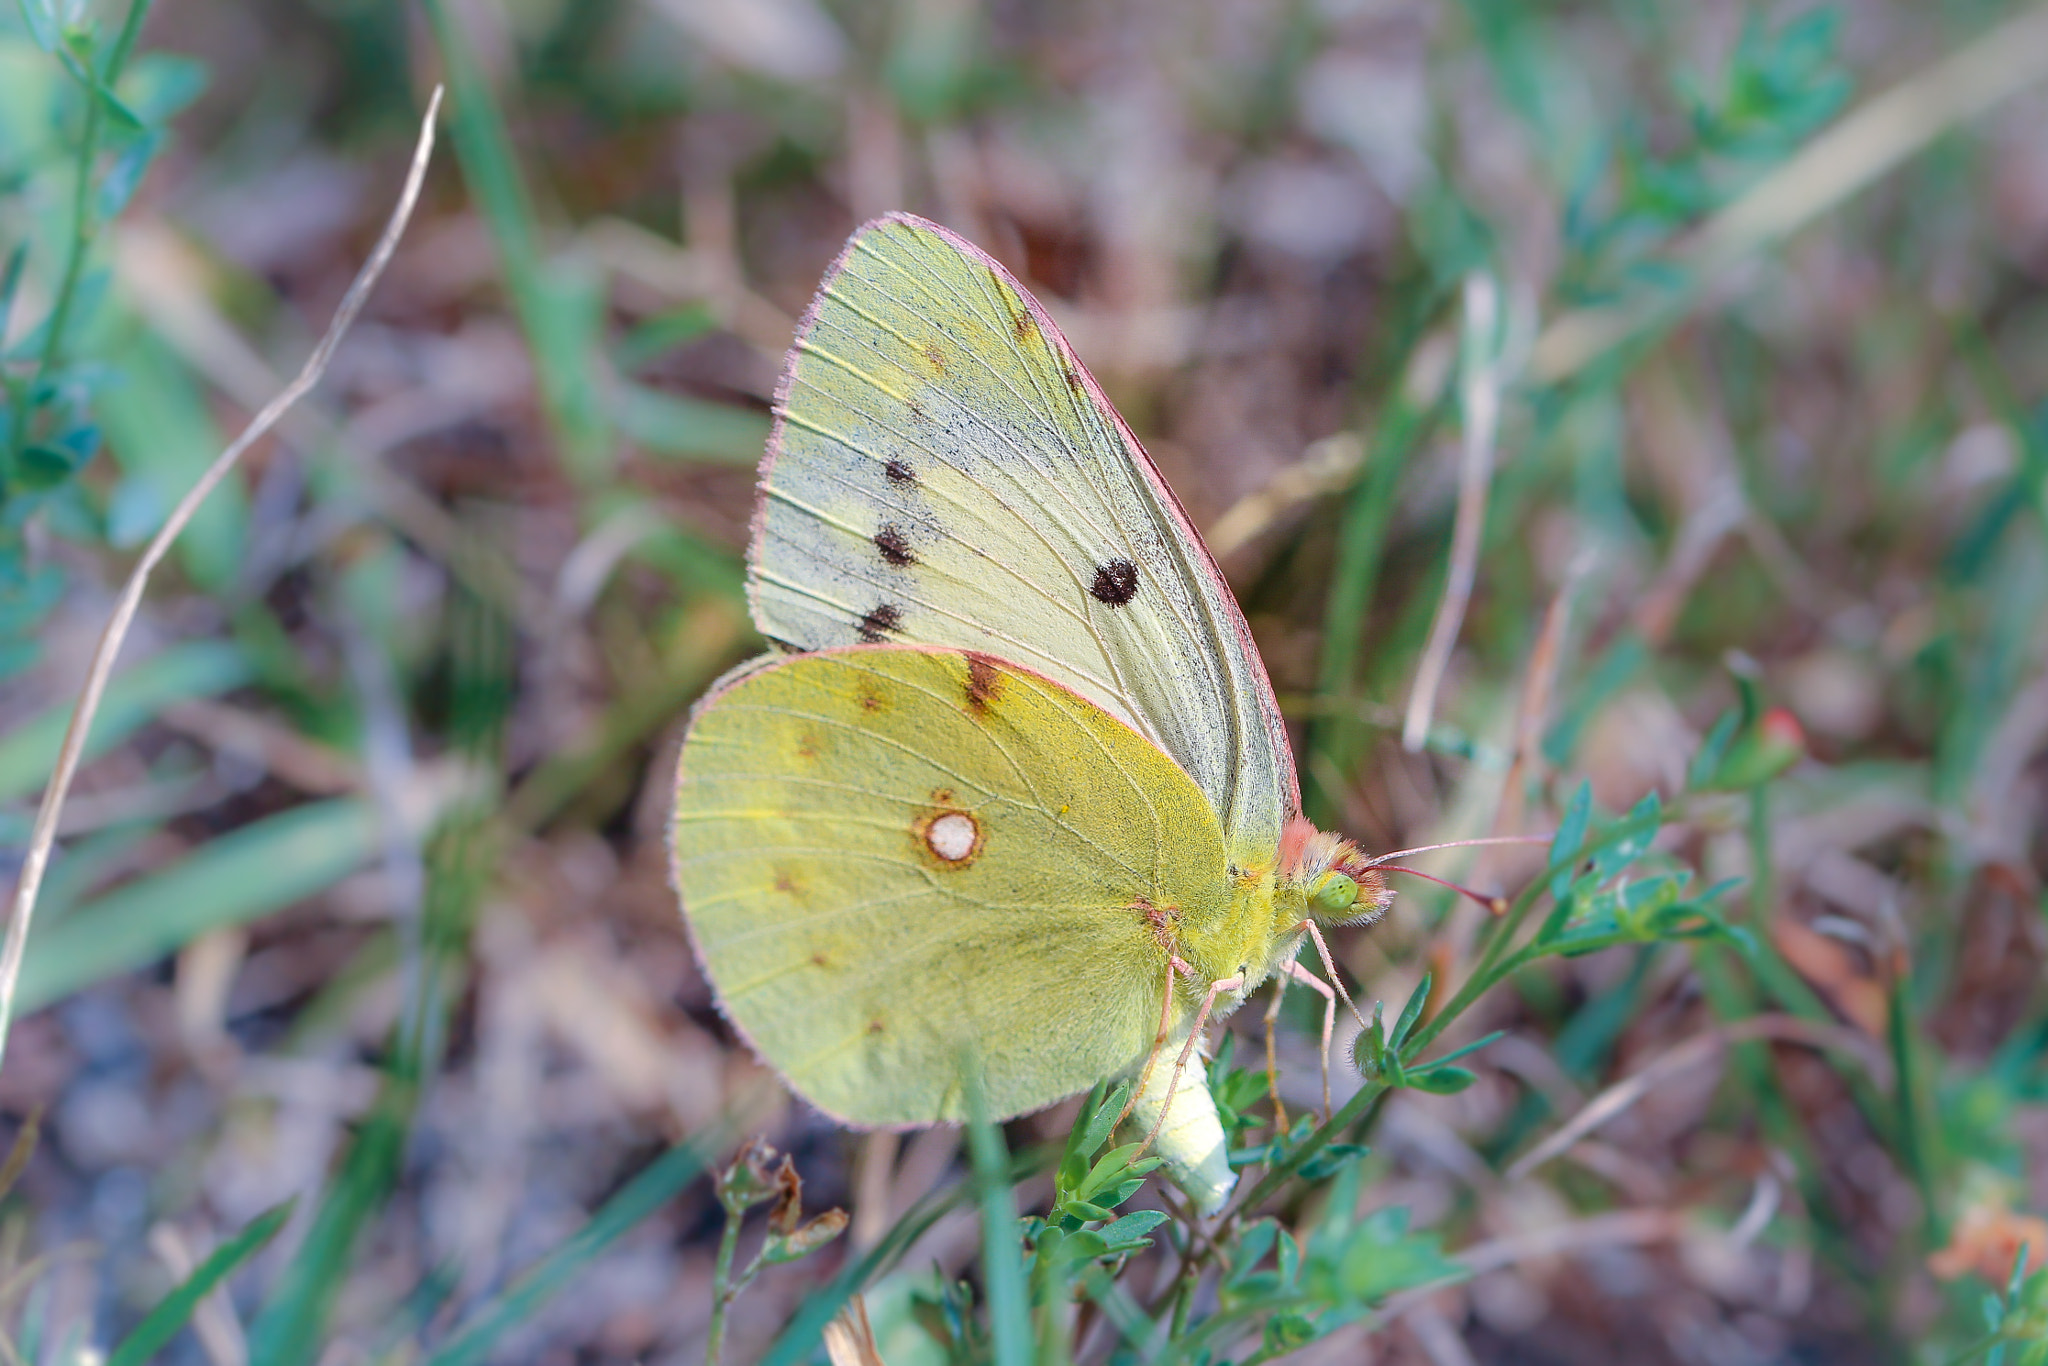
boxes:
[1403,273,1503,752]
[0,87,444,1075]
[1504,1014,1892,1182]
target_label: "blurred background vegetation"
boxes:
[4,0,2048,1361]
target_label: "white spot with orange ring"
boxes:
[926,812,978,862]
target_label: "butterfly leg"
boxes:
[1117,954,1198,1131]
[1277,959,1337,1122]
[1295,919,1370,1032]
[1263,972,1290,1131]
[1140,971,1244,1156]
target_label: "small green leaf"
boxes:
[1334,1206,1466,1303]
[1405,1066,1477,1095]
[1687,708,1740,789]
[1263,1312,1316,1354]
[1390,973,1432,1051]
[1418,1029,1505,1070]
[1075,1142,1156,1204]
[1077,1079,1131,1160]
[1297,1143,1369,1182]
[1096,1209,1167,1253]
[1549,780,1593,895]
[1590,792,1661,880]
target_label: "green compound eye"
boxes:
[1312,873,1359,914]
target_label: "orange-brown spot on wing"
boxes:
[996,277,1036,343]
[774,872,799,894]
[811,951,831,968]
[964,653,1004,714]
[858,687,887,713]
[868,1018,886,1035]
[794,734,821,761]
[923,342,947,372]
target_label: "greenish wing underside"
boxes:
[749,214,1295,864]
[671,646,1230,1127]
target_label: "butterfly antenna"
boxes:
[1380,863,1509,915]
[1361,834,1550,914]
[1359,833,1550,868]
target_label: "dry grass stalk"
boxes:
[1505,1014,1892,1182]
[1403,272,1504,752]
[0,88,445,1075]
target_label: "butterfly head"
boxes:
[1277,817,1393,928]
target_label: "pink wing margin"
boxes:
[746,211,1303,823]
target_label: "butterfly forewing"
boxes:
[750,214,1297,865]
[671,645,1231,1126]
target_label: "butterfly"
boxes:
[669,213,1390,1214]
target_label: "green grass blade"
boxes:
[246,1076,415,1366]
[16,799,377,1012]
[108,1203,291,1366]
[610,381,770,464]
[0,639,249,802]
[421,1129,726,1366]
[1308,389,1438,820]
[419,0,611,482]
[968,1089,1032,1366]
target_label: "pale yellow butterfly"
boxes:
[671,214,1388,1213]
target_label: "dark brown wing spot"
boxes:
[964,653,1004,714]
[885,458,919,485]
[858,688,886,713]
[775,872,799,893]
[905,399,929,427]
[923,342,947,371]
[1090,559,1139,606]
[874,524,916,567]
[795,735,820,760]
[856,604,903,642]
[1062,362,1084,396]
[811,951,831,967]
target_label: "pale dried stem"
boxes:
[1208,9,2048,554]
[1403,274,1502,753]
[1505,1014,1892,1183]
[0,89,443,1074]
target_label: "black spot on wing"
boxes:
[857,603,904,642]
[874,524,916,567]
[1090,559,1139,606]
[885,458,919,485]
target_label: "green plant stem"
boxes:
[1168,1270,1195,1339]
[706,1206,745,1366]
[8,0,150,470]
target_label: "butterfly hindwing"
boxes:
[750,213,1297,865]
[671,644,1233,1126]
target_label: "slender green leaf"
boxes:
[0,640,249,802]
[967,1088,1031,1366]
[611,381,770,463]
[108,1204,291,1366]
[423,1131,725,1366]
[17,799,377,1012]
[1389,972,1432,1052]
